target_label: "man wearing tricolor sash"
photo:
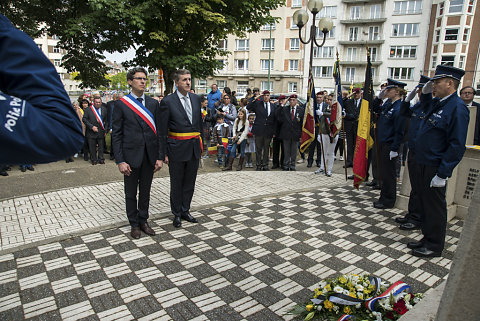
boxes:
[112,67,162,239]
[83,97,108,165]
[158,69,203,228]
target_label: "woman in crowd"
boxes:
[223,108,249,171]
[315,94,338,177]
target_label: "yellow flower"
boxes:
[344,306,352,314]
[306,304,314,311]
[339,276,347,284]
[324,300,334,311]
[349,291,357,298]
[325,284,332,292]
[314,289,323,298]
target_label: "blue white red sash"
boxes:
[120,94,157,135]
[365,281,411,311]
[90,106,105,130]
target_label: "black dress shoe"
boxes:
[181,213,198,223]
[256,167,262,171]
[343,163,353,168]
[173,216,182,228]
[98,160,105,164]
[316,163,321,168]
[400,222,420,231]
[130,227,141,239]
[289,167,296,171]
[307,163,313,168]
[263,166,269,171]
[371,185,381,190]
[92,161,97,165]
[271,165,279,169]
[407,241,423,249]
[366,181,377,187]
[373,202,393,209]
[395,217,408,224]
[0,171,8,176]
[140,222,155,236]
[109,155,115,160]
[282,167,289,171]
[412,247,442,258]
[347,175,354,180]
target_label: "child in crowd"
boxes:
[201,96,213,159]
[244,113,256,168]
[223,108,249,171]
[213,114,230,168]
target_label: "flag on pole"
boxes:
[330,59,343,138]
[353,51,374,189]
[300,72,316,153]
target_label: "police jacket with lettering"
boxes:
[373,98,405,152]
[0,14,83,164]
[415,92,469,179]
[400,93,432,154]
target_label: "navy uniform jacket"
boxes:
[373,98,405,152]
[0,14,83,164]
[472,101,480,145]
[83,105,108,138]
[277,105,305,140]
[158,92,203,162]
[400,93,432,153]
[416,92,469,179]
[247,99,277,137]
[111,96,160,168]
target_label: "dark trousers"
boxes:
[124,152,154,227]
[345,120,357,165]
[255,135,272,168]
[367,141,379,183]
[283,138,298,169]
[334,137,344,157]
[418,164,447,252]
[83,136,89,160]
[405,151,422,225]
[88,136,104,162]
[272,137,283,167]
[168,155,199,217]
[307,126,321,165]
[378,142,397,207]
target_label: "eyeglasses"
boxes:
[461,91,474,95]
[133,77,147,81]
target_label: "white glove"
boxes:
[389,151,398,160]
[422,80,433,94]
[378,88,387,100]
[430,175,447,188]
[316,109,323,117]
[405,88,417,102]
[317,134,322,143]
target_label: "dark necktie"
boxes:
[265,102,269,116]
[137,97,143,105]
[291,107,294,121]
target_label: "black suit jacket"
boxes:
[159,91,203,162]
[344,98,361,121]
[472,101,480,145]
[106,100,116,131]
[83,105,108,138]
[278,105,305,140]
[247,99,277,137]
[111,95,160,168]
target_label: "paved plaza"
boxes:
[0,171,462,320]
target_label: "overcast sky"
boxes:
[103,48,136,63]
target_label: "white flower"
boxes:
[319,281,327,289]
[356,284,364,292]
[333,305,339,313]
[355,303,361,309]
[343,289,350,296]
[372,311,383,321]
[334,286,344,293]
[317,305,323,311]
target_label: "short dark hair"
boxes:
[452,79,460,90]
[80,99,89,106]
[127,67,148,81]
[174,69,191,82]
[460,86,475,94]
[224,87,232,95]
[216,114,224,120]
[223,95,231,100]
[201,96,208,103]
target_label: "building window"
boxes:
[290,38,300,50]
[292,0,302,8]
[435,30,441,42]
[467,0,474,12]
[54,59,61,67]
[261,23,275,30]
[349,27,359,41]
[319,6,337,18]
[369,47,378,61]
[439,2,445,15]
[313,66,333,78]
[261,38,275,50]
[347,48,358,61]
[441,55,455,66]
[370,4,382,18]
[431,56,437,68]
[346,68,355,82]
[289,60,299,71]
[235,59,248,71]
[445,28,459,41]
[392,23,419,36]
[313,46,334,58]
[288,82,298,93]
[389,45,417,58]
[350,6,361,19]
[449,0,464,13]
[52,35,59,40]
[369,26,380,40]
[322,26,336,38]
[197,79,207,87]
[371,67,376,79]
[235,39,249,51]
[217,80,226,90]
[393,0,422,14]
[216,59,227,71]
[388,67,414,80]
[261,81,273,92]
[218,39,227,50]
[261,59,274,71]
[459,56,466,69]
[237,81,249,94]
[53,47,60,53]
[463,28,470,41]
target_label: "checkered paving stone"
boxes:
[0,186,461,320]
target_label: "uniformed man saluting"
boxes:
[407,65,469,258]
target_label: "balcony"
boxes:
[339,60,382,66]
[340,17,387,24]
[338,37,385,45]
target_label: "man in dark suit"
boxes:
[112,67,162,239]
[460,86,480,144]
[159,69,203,228]
[278,94,305,171]
[343,88,362,167]
[83,96,108,165]
[106,93,121,160]
[272,95,287,169]
[247,90,277,171]
[307,91,324,167]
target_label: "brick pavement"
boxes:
[0,185,462,320]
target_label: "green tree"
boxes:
[1,0,283,92]
[106,72,128,92]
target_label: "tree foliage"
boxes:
[1,0,283,92]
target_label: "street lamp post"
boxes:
[293,0,333,83]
